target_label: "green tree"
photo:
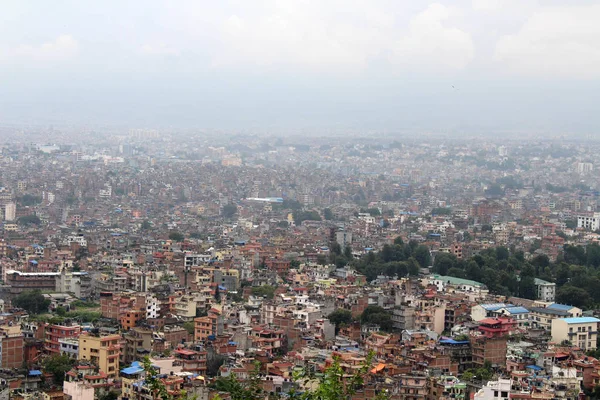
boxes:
[323,208,334,220]
[43,354,75,386]
[222,204,237,219]
[414,245,432,268]
[251,285,277,299]
[328,309,353,334]
[141,220,152,230]
[556,285,591,309]
[13,290,51,314]
[291,352,388,400]
[168,231,185,242]
[18,214,41,225]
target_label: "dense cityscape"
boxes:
[0,130,599,399]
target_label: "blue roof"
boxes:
[526,365,542,371]
[481,303,509,311]
[504,306,529,314]
[121,361,144,375]
[29,370,42,376]
[548,303,574,311]
[218,285,227,291]
[439,339,470,345]
[561,317,600,324]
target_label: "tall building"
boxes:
[78,332,121,379]
[3,203,15,221]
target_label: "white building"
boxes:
[577,213,600,231]
[3,203,15,221]
[473,378,511,399]
[67,235,87,247]
[534,278,556,302]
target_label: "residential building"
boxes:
[551,317,600,350]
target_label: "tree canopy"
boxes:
[13,290,51,314]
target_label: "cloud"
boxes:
[7,34,78,62]
[494,5,600,78]
[391,3,475,70]
[472,0,501,12]
[140,42,180,56]
[209,1,473,72]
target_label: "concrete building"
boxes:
[3,203,15,222]
[78,333,121,379]
[551,317,600,350]
[45,323,81,354]
[534,278,556,302]
[577,213,600,231]
[0,324,24,368]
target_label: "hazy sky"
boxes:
[1,0,599,133]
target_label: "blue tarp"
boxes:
[439,339,470,345]
[526,365,542,371]
[121,361,144,375]
[29,370,42,376]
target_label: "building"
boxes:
[0,324,24,368]
[534,278,556,302]
[551,317,600,350]
[45,323,81,354]
[6,270,59,295]
[577,213,600,231]
[78,333,121,379]
[3,203,15,222]
[473,378,511,399]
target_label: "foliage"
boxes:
[360,306,393,331]
[19,194,42,206]
[43,354,75,386]
[327,309,353,334]
[66,310,102,322]
[222,204,238,219]
[360,208,381,217]
[13,290,51,314]
[212,361,264,400]
[251,285,277,299]
[141,220,152,230]
[72,300,100,308]
[293,210,321,225]
[323,208,334,220]
[168,231,185,242]
[431,207,451,215]
[290,351,388,400]
[183,322,195,335]
[99,392,119,400]
[18,214,41,225]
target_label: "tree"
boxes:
[222,204,237,219]
[291,352,388,400]
[212,361,264,400]
[43,354,75,386]
[168,232,185,242]
[141,220,152,230]
[99,392,119,400]
[433,252,456,275]
[556,285,591,309]
[414,246,432,268]
[13,290,51,314]
[328,309,353,334]
[361,306,393,331]
[18,214,41,225]
[251,285,277,299]
[323,208,334,220]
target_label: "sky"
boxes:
[1,0,599,134]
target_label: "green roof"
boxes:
[432,274,486,288]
